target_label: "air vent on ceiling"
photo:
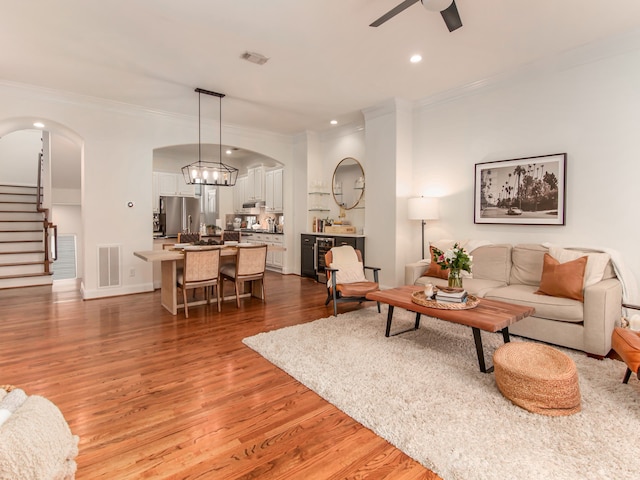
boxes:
[241,51,269,65]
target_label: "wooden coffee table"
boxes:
[366,285,535,373]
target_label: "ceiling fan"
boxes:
[370,0,463,32]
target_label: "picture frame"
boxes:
[474,153,566,225]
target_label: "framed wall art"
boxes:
[474,153,566,225]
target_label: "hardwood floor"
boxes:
[0,274,439,479]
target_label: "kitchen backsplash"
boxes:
[225,212,283,232]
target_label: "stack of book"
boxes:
[435,289,468,303]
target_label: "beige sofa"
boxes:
[405,243,622,357]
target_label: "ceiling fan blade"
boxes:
[370,0,420,27]
[440,0,462,32]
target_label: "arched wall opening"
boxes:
[0,117,84,286]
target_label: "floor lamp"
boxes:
[408,197,439,260]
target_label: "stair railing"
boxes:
[37,152,58,270]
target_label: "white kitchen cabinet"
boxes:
[157,172,195,197]
[273,168,283,211]
[177,174,195,196]
[246,166,265,202]
[265,168,283,213]
[233,175,247,213]
[158,172,178,196]
[248,233,284,271]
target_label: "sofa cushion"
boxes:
[510,244,548,286]
[422,245,449,279]
[485,284,584,323]
[536,253,587,302]
[549,246,611,288]
[470,244,512,284]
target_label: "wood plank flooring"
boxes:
[0,274,439,479]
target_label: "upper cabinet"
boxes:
[265,168,283,213]
[246,166,265,202]
[156,172,195,197]
[233,175,248,213]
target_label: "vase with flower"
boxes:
[431,243,472,288]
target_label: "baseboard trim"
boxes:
[81,282,154,300]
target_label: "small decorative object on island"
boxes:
[423,283,434,299]
[431,242,472,288]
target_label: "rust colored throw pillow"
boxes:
[422,245,449,279]
[535,253,587,302]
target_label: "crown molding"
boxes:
[319,121,365,142]
[0,79,292,145]
[415,26,640,111]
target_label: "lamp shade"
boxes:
[408,197,439,220]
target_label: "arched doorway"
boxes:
[0,117,83,291]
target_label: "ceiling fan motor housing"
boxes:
[421,0,453,12]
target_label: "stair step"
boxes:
[0,212,44,221]
[0,250,45,255]
[0,239,43,244]
[0,252,46,263]
[0,237,44,246]
[0,185,39,194]
[0,273,53,290]
[0,263,48,276]
[0,203,38,212]
[0,260,48,267]
[0,239,43,243]
[0,194,38,203]
[0,222,43,231]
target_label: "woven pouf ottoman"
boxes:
[493,342,581,416]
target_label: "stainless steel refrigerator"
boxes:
[160,196,201,237]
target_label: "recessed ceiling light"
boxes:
[330,120,338,125]
[33,122,45,128]
[410,54,422,63]
[226,149,232,155]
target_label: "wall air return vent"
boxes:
[98,244,121,288]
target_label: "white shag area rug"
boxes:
[243,307,640,480]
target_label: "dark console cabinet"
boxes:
[300,233,365,282]
[301,234,316,279]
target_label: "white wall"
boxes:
[51,204,83,278]
[0,82,296,297]
[0,129,41,185]
[410,44,640,288]
[317,124,366,231]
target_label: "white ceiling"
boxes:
[3,0,640,134]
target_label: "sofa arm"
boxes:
[405,261,428,285]
[583,278,623,356]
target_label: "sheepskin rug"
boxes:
[244,307,640,479]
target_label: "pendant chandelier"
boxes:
[181,88,238,186]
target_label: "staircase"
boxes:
[0,184,53,289]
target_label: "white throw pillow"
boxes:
[548,246,611,288]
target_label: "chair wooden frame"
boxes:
[222,230,241,243]
[177,247,221,318]
[177,232,201,244]
[324,248,381,316]
[220,244,267,308]
[612,326,640,384]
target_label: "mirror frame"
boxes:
[332,157,365,210]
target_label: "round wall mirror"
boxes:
[332,157,365,210]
